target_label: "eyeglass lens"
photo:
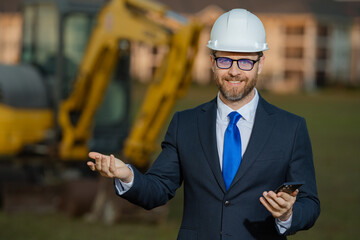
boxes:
[216,57,255,71]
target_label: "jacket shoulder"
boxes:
[260,96,305,122]
[177,98,217,117]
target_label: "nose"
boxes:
[228,62,243,77]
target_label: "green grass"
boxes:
[1,85,359,239]
[0,212,179,240]
[261,89,360,239]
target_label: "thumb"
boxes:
[291,189,299,197]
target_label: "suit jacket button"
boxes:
[224,200,230,206]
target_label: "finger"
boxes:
[89,152,101,160]
[109,154,116,174]
[263,192,281,210]
[291,189,299,197]
[87,161,96,171]
[272,191,295,209]
[260,196,277,214]
[100,154,110,174]
[274,196,290,209]
[277,191,297,203]
[95,155,102,171]
[269,192,289,208]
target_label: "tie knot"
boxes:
[228,111,241,125]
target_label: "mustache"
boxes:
[223,75,248,82]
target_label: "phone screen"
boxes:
[275,181,304,194]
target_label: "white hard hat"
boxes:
[207,9,269,53]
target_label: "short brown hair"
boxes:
[211,50,263,57]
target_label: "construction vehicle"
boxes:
[0,0,202,218]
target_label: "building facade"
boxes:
[1,0,359,91]
[0,13,22,64]
[147,0,360,92]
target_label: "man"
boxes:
[88,9,320,239]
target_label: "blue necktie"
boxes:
[223,111,242,190]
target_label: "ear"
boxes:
[257,55,265,74]
[210,55,215,72]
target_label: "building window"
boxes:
[285,26,305,36]
[317,25,329,37]
[316,71,326,87]
[317,47,328,60]
[284,70,304,83]
[285,47,304,58]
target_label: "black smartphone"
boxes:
[275,181,305,194]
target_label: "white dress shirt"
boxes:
[115,88,291,233]
[216,89,259,170]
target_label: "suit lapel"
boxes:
[197,98,226,192]
[229,96,277,190]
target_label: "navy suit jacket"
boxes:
[120,95,320,240]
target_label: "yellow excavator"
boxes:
[0,0,202,217]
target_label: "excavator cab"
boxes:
[21,0,97,98]
[22,0,131,155]
[0,0,202,162]
[0,0,131,157]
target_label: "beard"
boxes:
[215,73,258,102]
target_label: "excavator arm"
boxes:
[59,0,202,162]
[123,21,201,168]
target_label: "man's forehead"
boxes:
[215,51,259,58]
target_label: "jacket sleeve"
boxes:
[285,118,321,235]
[118,112,183,210]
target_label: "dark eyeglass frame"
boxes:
[214,56,261,71]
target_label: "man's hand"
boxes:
[259,189,299,221]
[87,152,133,183]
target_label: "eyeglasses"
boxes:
[214,56,261,71]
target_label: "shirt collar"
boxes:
[217,88,259,123]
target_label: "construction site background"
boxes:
[1,0,359,92]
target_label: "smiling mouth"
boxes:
[226,80,244,84]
